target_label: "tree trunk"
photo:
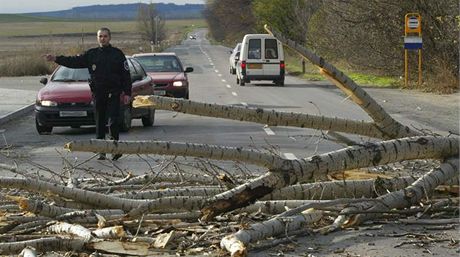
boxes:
[264,25,420,139]
[133,95,386,139]
[202,136,458,220]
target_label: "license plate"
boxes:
[154,90,166,96]
[59,111,87,117]
[248,63,262,69]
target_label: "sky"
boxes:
[0,0,204,14]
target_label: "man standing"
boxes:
[44,28,131,160]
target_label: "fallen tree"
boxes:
[0,26,458,257]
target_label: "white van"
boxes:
[236,34,285,86]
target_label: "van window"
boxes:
[265,39,278,59]
[248,39,261,59]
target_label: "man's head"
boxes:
[97,28,111,47]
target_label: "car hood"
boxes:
[147,72,186,82]
[38,81,92,103]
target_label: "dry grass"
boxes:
[0,19,204,77]
[422,60,459,94]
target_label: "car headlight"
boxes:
[173,81,184,87]
[40,100,58,106]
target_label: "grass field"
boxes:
[0,15,207,76]
[0,14,206,37]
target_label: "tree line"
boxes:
[204,0,459,92]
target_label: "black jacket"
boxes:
[55,44,131,96]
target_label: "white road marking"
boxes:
[241,102,248,106]
[231,92,238,96]
[221,79,226,82]
[215,69,219,73]
[264,127,275,135]
[218,74,222,77]
[283,153,297,160]
[226,85,232,88]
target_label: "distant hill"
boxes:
[25,3,204,20]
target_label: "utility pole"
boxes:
[155,16,159,46]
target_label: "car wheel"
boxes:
[236,76,240,84]
[120,106,132,132]
[36,117,52,134]
[239,77,245,86]
[141,109,155,127]
[275,79,285,87]
[231,67,236,75]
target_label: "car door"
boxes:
[128,58,151,117]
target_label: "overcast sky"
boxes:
[0,0,204,14]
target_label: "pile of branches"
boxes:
[0,26,459,256]
[0,159,457,256]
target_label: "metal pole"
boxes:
[404,49,408,87]
[155,16,158,47]
[418,49,422,86]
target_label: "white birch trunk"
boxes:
[65,139,282,169]
[46,222,93,242]
[265,176,417,200]
[0,237,85,255]
[339,157,459,226]
[264,25,420,139]
[221,210,323,257]
[239,200,330,214]
[18,246,37,257]
[114,187,224,199]
[127,196,206,218]
[0,177,148,211]
[202,136,458,220]
[133,95,385,139]
[92,226,126,239]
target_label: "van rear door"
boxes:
[263,38,281,76]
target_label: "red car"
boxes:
[35,57,155,134]
[132,53,193,99]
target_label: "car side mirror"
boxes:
[39,77,48,85]
[234,55,240,61]
[185,67,193,73]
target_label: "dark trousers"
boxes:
[94,92,120,140]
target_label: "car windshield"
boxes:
[135,55,182,72]
[52,67,89,82]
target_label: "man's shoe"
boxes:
[97,153,106,160]
[112,153,122,161]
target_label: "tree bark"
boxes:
[202,136,458,220]
[65,139,283,169]
[221,210,323,257]
[339,157,459,227]
[133,95,386,139]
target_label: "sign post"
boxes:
[404,13,422,87]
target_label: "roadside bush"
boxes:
[0,53,53,77]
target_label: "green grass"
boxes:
[347,72,398,88]
[285,51,397,88]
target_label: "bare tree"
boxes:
[137,3,165,45]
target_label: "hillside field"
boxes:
[0,14,206,37]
